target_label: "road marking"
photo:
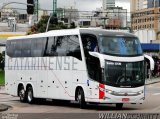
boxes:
[153,93,160,96]
[0,34,24,38]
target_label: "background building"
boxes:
[0,4,19,22]
[136,0,144,10]
[89,7,127,29]
[131,0,146,11]
[56,8,79,26]
[155,0,160,7]
[131,0,137,12]
[143,0,148,9]
[131,0,160,43]
[103,0,115,10]
[106,7,127,28]
[148,0,155,8]
[38,10,48,20]
[102,0,127,28]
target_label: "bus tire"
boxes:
[19,87,26,102]
[116,103,123,110]
[77,88,86,109]
[27,87,34,104]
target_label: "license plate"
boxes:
[122,98,130,102]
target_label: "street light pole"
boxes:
[46,14,52,32]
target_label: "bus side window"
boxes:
[45,36,68,56]
[45,37,58,56]
[6,41,14,57]
[67,35,82,60]
[56,36,68,56]
[14,40,22,57]
[22,39,31,57]
[45,35,82,60]
[31,38,46,57]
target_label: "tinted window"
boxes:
[31,38,47,57]
[67,35,82,60]
[99,36,143,56]
[104,61,145,88]
[56,36,68,56]
[6,37,47,57]
[81,35,98,52]
[6,40,14,57]
[45,37,57,56]
[81,34,101,81]
[22,39,31,57]
[14,40,22,57]
[6,40,22,57]
[45,35,82,60]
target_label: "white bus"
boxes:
[5,28,145,109]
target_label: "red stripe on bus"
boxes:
[99,83,105,99]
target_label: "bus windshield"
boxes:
[103,61,145,88]
[99,36,143,56]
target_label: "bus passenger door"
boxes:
[81,34,101,101]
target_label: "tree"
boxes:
[27,15,68,35]
[70,22,76,29]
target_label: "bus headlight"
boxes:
[106,89,114,94]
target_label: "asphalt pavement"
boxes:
[0,77,160,113]
[0,22,28,32]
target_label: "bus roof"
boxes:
[79,28,137,38]
[7,29,80,40]
[7,28,137,41]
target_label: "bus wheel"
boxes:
[77,89,86,109]
[27,87,34,104]
[19,88,26,102]
[116,103,123,109]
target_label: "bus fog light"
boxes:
[103,96,111,100]
[140,97,145,100]
[138,91,144,94]
[108,91,112,94]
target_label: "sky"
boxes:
[0,0,130,12]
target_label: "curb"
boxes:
[0,93,7,95]
[145,77,160,85]
[0,104,10,112]
[146,80,160,85]
[0,86,5,90]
